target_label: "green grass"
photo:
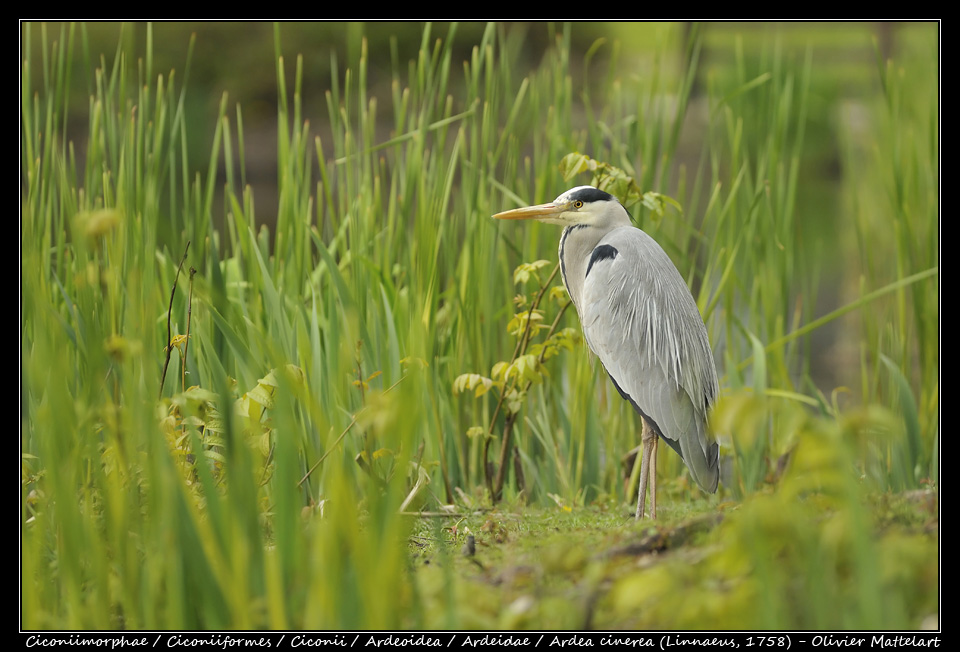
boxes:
[21,21,938,630]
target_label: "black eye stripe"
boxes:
[567,187,614,204]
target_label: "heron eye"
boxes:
[574,200,583,209]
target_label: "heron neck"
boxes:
[559,223,607,316]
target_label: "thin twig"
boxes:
[181,266,197,393]
[297,374,407,488]
[160,242,190,399]
[298,418,358,488]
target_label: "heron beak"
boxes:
[493,201,571,222]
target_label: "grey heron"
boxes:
[494,186,719,518]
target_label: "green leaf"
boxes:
[879,354,922,487]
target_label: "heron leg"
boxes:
[635,418,658,519]
[650,435,658,519]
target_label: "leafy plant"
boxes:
[454,259,580,502]
[21,21,937,630]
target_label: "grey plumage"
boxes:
[495,185,720,515]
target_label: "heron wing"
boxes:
[579,226,720,492]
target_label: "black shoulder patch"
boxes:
[568,187,615,204]
[585,244,618,278]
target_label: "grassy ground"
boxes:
[21,21,938,630]
[408,492,936,630]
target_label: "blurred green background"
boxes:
[21,21,938,630]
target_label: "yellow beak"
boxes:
[493,201,571,221]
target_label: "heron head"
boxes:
[493,186,630,227]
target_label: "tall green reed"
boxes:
[22,21,937,628]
